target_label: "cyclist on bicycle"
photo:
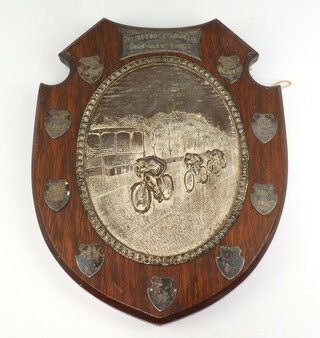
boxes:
[135,156,166,202]
[184,153,203,174]
[205,149,226,173]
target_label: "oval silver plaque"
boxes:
[76,56,248,265]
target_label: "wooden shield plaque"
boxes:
[32,19,287,323]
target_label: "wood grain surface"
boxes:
[32,18,287,323]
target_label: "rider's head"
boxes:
[136,158,146,168]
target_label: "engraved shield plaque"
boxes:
[44,109,71,139]
[76,244,104,278]
[251,183,278,215]
[77,55,104,84]
[44,179,71,211]
[33,19,287,323]
[147,277,177,311]
[216,246,245,280]
[217,55,242,84]
[251,113,278,143]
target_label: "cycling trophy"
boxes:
[32,19,287,323]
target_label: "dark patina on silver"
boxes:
[147,277,177,312]
[216,246,244,280]
[217,55,242,84]
[120,28,201,60]
[44,179,71,211]
[76,244,104,278]
[44,109,71,139]
[251,113,278,143]
[77,55,104,84]
[251,183,278,215]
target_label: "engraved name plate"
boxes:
[120,28,201,60]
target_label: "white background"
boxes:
[1,0,319,337]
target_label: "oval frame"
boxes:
[76,56,249,266]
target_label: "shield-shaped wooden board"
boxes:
[32,18,287,323]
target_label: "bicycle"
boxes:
[184,164,208,193]
[131,166,174,214]
[206,149,226,178]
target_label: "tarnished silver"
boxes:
[217,55,242,84]
[44,179,71,211]
[147,277,177,312]
[251,113,278,143]
[251,183,278,215]
[216,246,244,280]
[77,55,104,84]
[76,56,249,266]
[76,244,104,278]
[120,28,201,60]
[44,109,71,139]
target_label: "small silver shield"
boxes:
[44,179,71,211]
[216,246,244,280]
[217,55,242,84]
[251,113,278,143]
[147,277,177,312]
[77,55,104,84]
[250,183,278,215]
[76,244,104,278]
[44,109,71,139]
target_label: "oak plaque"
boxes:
[32,19,287,323]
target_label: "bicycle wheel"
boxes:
[220,156,227,169]
[199,166,208,184]
[131,181,151,214]
[162,174,174,200]
[184,170,195,192]
[207,159,214,173]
